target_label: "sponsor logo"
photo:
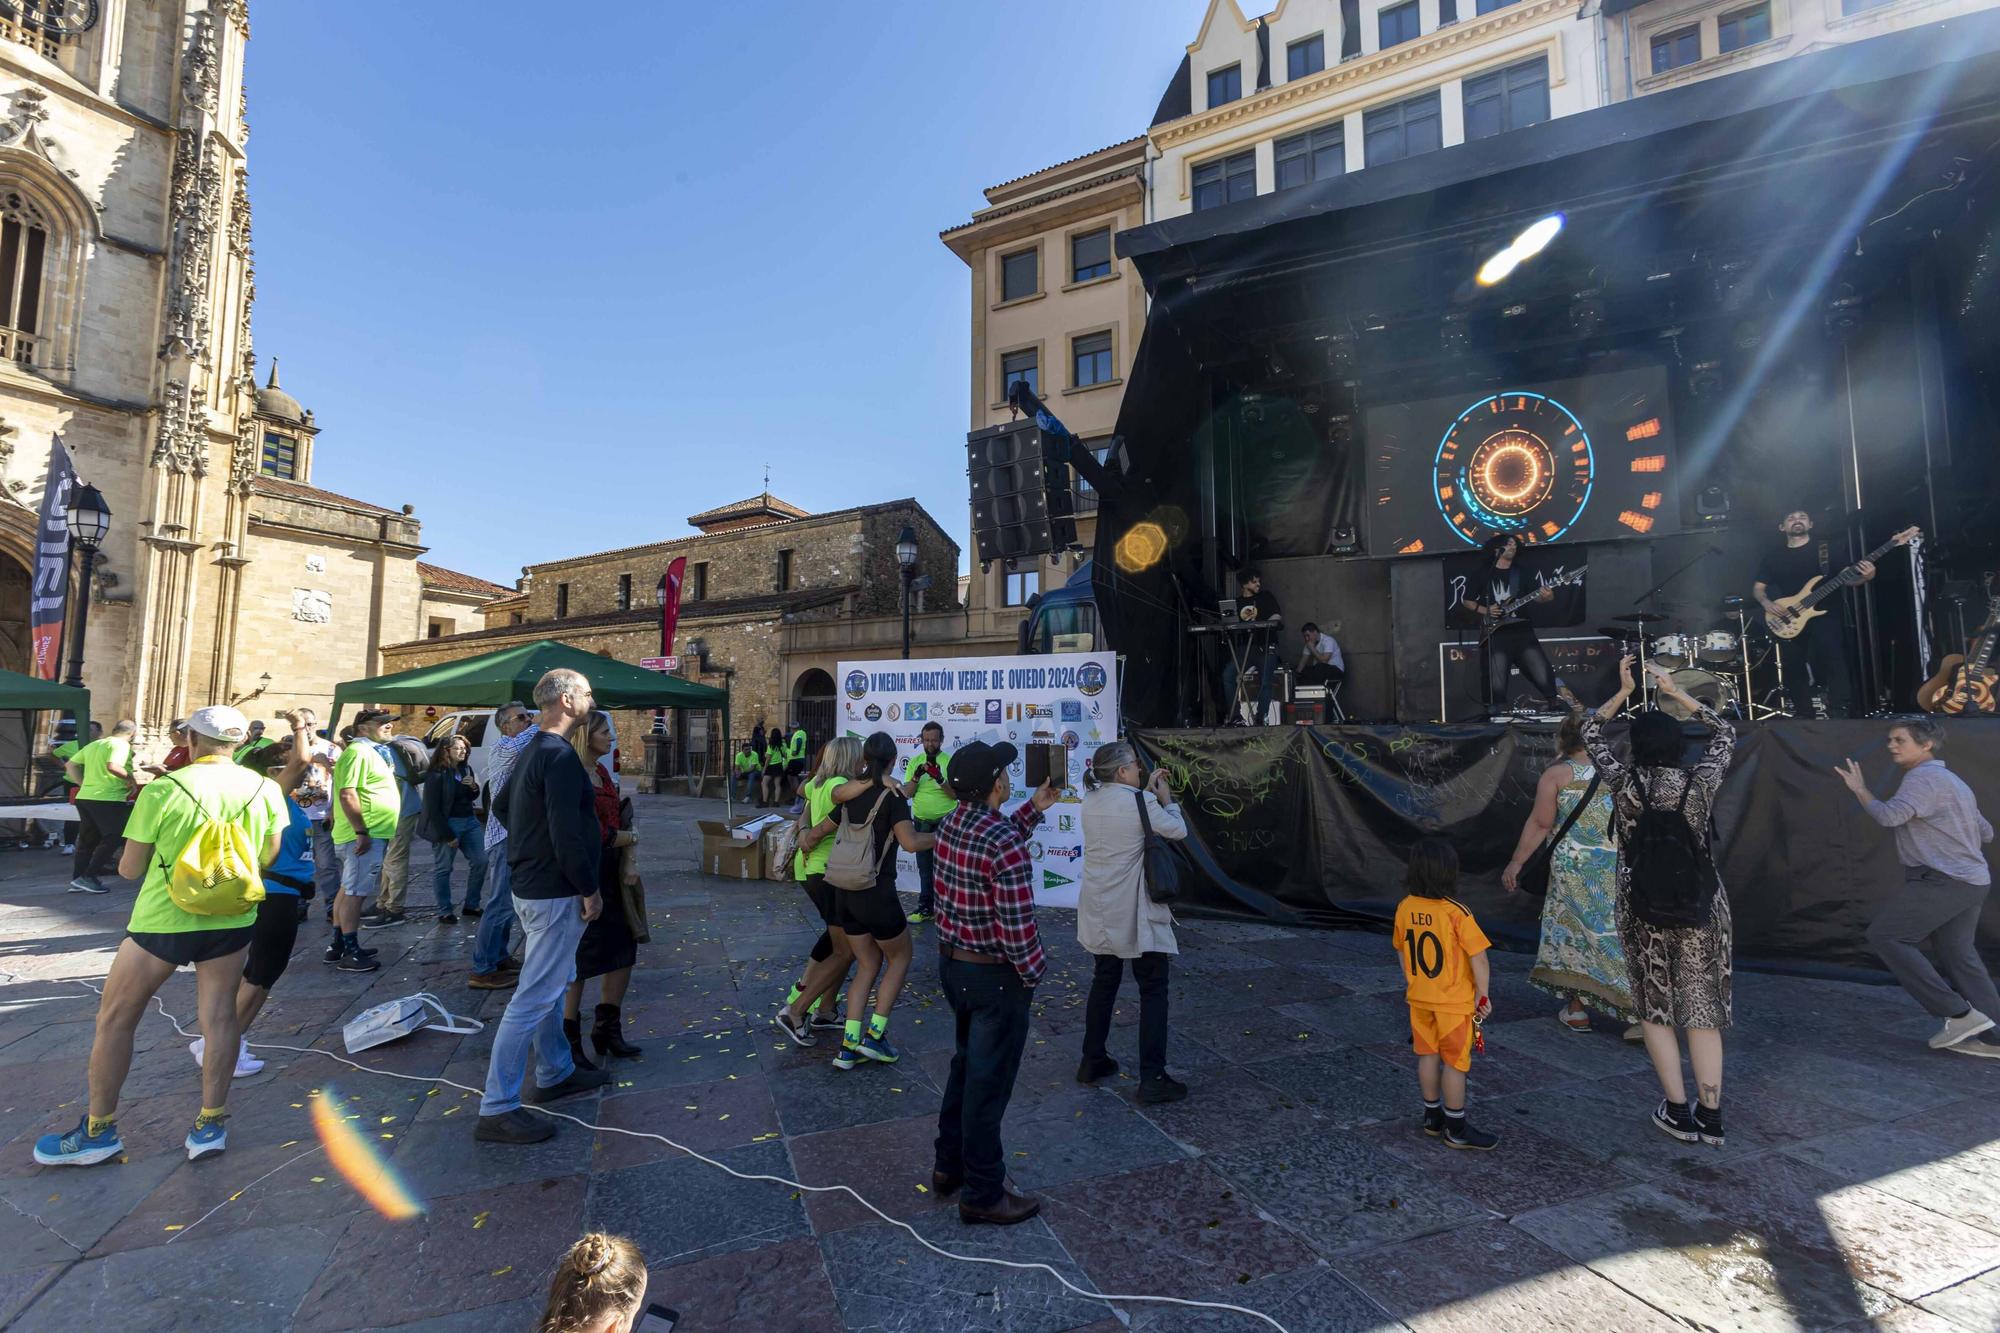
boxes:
[948,702,980,718]
[844,669,869,700]
[904,702,928,722]
[1028,840,1045,861]
[864,704,882,722]
[1059,700,1083,723]
[1007,729,1019,741]
[1057,813,1075,832]
[1044,844,1083,862]
[887,704,901,721]
[1041,869,1076,891]
[984,700,1002,724]
[1085,728,1102,742]
[1026,703,1054,720]
[1078,662,1108,697]
[844,702,860,719]
[1061,730,1080,750]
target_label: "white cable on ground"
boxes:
[60,977,1294,1333]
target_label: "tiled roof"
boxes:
[417,562,512,598]
[985,137,1148,194]
[531,498,945,574]
[686,492,811,524]
[252,476,399,516]
[382,586,855,652]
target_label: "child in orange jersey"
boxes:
[1391,837,1498,1150]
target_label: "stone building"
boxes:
[0,4,499,743]
[377,493,965,777]
[940,138,1145,643]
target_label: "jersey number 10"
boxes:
[1404,928,1444,979]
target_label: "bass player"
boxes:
[1754,508,1874,718]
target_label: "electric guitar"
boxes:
[1918,589,2000,715]
[1474,566,1587,645]
[1763,527,1921,640]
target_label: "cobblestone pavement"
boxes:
[2,794,1998,1331]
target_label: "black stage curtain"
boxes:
[1133,719,2000,978]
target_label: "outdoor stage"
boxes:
[1132,718,2000,977]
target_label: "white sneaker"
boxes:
[189,1037,264,1077]
[1949,1039,2000,1060]
[1929,1010,1995,1049]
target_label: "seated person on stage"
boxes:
[1297,622,1346,689]
[1219,569,1282,724]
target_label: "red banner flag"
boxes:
[659,556,687,658]
[29,438,75,680]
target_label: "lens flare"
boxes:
[310,1084,425,1220]
[1476,213,1565,286]
[1114,521,1169,574]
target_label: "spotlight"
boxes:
[1326,413,1353,446]
[1824,288,1864,338]
[1324,336,1356,378]
[1328,526,1362,556]
[1440,313,1471,355]
[1569,289,1604,337]
[1476,213,1564,286]
[1687,359,1724,400]
[1695,486,1731,525]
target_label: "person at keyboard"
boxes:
[1221,570,1283,725]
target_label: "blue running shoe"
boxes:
[33,1117,122,1167]
[859,1033,900,1064]
[831,1042,864,1071]
[185,1115,227,1161]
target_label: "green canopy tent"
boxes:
[0,668,90,811]
[330,639,729,800]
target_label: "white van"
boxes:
[419,708,620,793]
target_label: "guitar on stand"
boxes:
[1763,527,1922,638]
[1918,584,2000,715]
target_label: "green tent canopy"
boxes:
[330,639,727,742]
[0,668,89,738]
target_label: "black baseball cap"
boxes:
[946,740,1017,801]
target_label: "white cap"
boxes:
[187,705,250,742]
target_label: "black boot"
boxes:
[563,1017,597,1072]
[593,1003,642,1058]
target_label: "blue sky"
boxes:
[246,1,1196,585]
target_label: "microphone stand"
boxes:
[1628,545,1714,712]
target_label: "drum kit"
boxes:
[1598,595,1790,720]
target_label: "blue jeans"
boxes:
[472,854,516,974]
[733,771,757,802]
[934,956,1033,1209]
[479,893,588,1115]
[310,823,341,906]
[1222,646,1279,722]
[432,816,487,912]
[913,818,940,914]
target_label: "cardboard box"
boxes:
[696,818,768,880]
[761,822,795,882]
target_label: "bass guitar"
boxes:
[1475,566,1587,645]
[1763,527,1921,640]
[1918,589,2000,715]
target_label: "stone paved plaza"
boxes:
[2,794,1999,1331]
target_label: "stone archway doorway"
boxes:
[791,668,835,756]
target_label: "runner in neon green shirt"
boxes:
[65,722,136,894]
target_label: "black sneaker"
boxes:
[1443,1115,1500,1150]
[808,1005,844,1032]
[1076,1055,1119,1085]
[1422,1105,1446,1137]
[436,913,458,926]
[474,1109,555,1144]
[1694,1104,1724,1147]
[363,909,407,930]
[1136,1074,1188,1104]
[462,906,483,918]
[322,936,344,964]
[335,949,380,973]
[526,1067,612,1104]
[1652,1098,1701,1143]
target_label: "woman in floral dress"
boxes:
[1504,711,1640,1037]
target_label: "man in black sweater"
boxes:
[475,668,611,1143]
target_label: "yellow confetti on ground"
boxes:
[472,1210,490,1229]
[380,1115,396,1124]
[280,1140,299,1148]
[310,1176,326,1183]
[492,1266,512,1277]
[915,1184,929,1194]
[718,1113,730,1121]
[442,1106,460,1117]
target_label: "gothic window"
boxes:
[0,191,50,368]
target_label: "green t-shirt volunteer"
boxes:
[73,736,134,803]
[52,740,80,762]
[795,775,842,882]
[735,750,759,775]
[331,740,401,844]
[124,756,285,935]
[902,750,956,822]
[789,729,809,763]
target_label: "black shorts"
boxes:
[242,893,303,989]
[834,882,907,941]
[130,925,255,968]
[801,874,836,927]
[786,759,807,778]
[764,765,784,779]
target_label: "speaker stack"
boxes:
[967,419,1075,565]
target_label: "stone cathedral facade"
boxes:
[0,3,497,741]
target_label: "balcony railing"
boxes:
[0,8,68,61]
[0,327,36,368]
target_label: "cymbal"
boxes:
[1719,595,1746,609]
[1612,611,1670,623]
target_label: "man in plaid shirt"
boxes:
[929,740,1060,1226]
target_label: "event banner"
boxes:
[1130,719,2000,976]
[836,652,1120,908]
[29,438,75,680]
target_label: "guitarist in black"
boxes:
[1463,535,1571,713]
[1753,508,1874,718]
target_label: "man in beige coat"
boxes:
[1075,742,1189,1103]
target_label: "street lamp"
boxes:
[61,482,110,690]
[895,525,919,660]
[653,576,670,734]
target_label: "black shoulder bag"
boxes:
[1516,766,1602,899]
[1135,789,1186,905]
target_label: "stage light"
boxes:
[1329,526,1362,556]
[1824,289,1864,337]
[1325,336,1356,377]
[1687,359,1723,400]
[1326,413,1354,446]
[1696,485,1731,524]
[1476,213,1564,286]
